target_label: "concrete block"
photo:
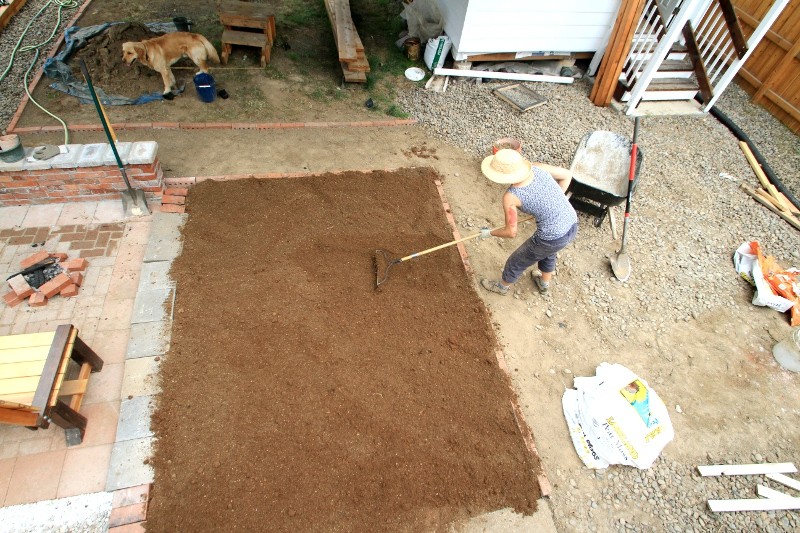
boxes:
[125,320,172,359]
[138,261,173,290]
[126,321,171,359]
[22,147,53,171]
[130,287,173,325]
[128,142,158,165]
[77,143,108,167]
[103,142,133,166]
[121,356,161,398]
[116,395,155,441]
[49,144,85,169]
[143,212,186,262]
[106,437,155,491]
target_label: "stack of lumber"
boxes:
[739,141,800,232]
[324,0,369,83]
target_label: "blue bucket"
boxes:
[193,73,216,103]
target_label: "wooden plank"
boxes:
[0,0,28,32]
[341,65,367,83]
[58,378,88,398]
[718,0,749,58]
[708,497,800,512]
[433,67,573,84]
[741,184,800,232]
[0,331,56,352]
[682,22,713,102]
[698,462,798,476]
[753,36,800,102]
[739,141,793,212]
[766,473,800,491]
[0,360,47,380]
[344,54,370,72]
[30,325,72,415]
[68,362,93,410]
[757,484,796,500]
[0,376,41,396]
[0,345,51,364]
[0,407,37,426]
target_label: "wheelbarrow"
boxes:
[566,131,644,228]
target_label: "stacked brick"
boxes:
[3,251,88,308]
[160,187,187,214]
[0,141,163,206]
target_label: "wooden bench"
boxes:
[0,325,103,446]
[218,0,277,68]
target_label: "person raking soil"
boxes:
[479,148,578,296]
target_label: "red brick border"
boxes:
[109,483,150,532]
[433,178,552,499]
[9,120,417,134]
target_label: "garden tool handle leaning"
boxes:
[618,117,641,255]
[397,216,534,263]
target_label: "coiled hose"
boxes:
[0,0,79,144]
[700,96,800,209]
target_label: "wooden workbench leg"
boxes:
[49,400,87,444]
[71,336,104,372]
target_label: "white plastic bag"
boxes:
[733,241,795,313]
[424,35,452,70]
[562,363,674,469]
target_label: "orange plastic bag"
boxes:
[753,242,800,326]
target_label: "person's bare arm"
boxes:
[490,192,521,239]
[533,163,572,193]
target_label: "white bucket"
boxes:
[424,35,452,70]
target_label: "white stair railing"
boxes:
[700,0,790,110]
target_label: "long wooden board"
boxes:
[0,0,28,32]
[324,0,369,82]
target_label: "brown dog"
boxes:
[122,32,220,96]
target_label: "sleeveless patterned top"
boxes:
[508,166,578,240]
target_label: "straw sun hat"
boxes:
[481,149,532,184]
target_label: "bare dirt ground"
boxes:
[8,0,800,531]
[147,170,540,532]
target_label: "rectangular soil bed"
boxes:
[147,168,542,532]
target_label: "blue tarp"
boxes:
[44,22,180,105]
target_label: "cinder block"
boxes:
[103,142,133,166]
[3,291,26,307]
[20,250,50,269]
[49,144,84,169]
[60,284,79,297]
[23,149,53,171]
[69,272,84,287]
[76,143,108,167]
[39,272,71,298]
[29,292,47,307]
[62,257,89,272]
[127,142,158,165]
[7,274,33,298]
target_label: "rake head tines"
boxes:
[373,249,397,289]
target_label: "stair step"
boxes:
[658,59,693,72]
[646,78,699,91]
[222,29,268,47]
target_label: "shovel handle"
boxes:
[398,216,534,263]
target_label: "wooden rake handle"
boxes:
[398,216,534,263]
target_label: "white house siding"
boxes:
[437,0,622,59]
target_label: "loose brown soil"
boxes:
[148,169,541,532]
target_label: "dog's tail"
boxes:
[201,35,221,64]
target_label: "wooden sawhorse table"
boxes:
[0,324,103,446]
[219,0,277,68]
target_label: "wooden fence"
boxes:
[733,0,800,133]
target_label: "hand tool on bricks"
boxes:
[610,116,641,282]
[79,59,150,217]
[374,216,533,289]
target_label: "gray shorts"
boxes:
[501,223,578,284]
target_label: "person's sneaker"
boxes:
[531,273,550,294]
[481,279,510,295]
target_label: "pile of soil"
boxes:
[68,22,183,97]
[147,169,541,532]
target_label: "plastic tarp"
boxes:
[44,22,179,105]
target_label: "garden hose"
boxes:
[0,0,79,144]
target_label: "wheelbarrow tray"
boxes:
[567,131,644,224]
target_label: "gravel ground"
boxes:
[0,492,112,533]
[0,0,81,133]
[397,78,800,532]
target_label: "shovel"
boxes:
[611,116,641,282]
[79,60,150,217]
